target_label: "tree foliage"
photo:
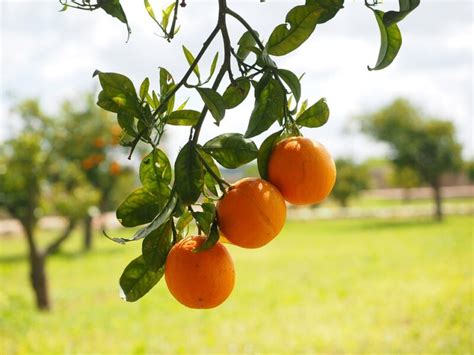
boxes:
[359,98,462,220]
[331,159,369,207]
[59,0,419,302]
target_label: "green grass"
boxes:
[1,216,473,354]
[323,196,474,209]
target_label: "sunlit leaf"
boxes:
[139,78,150,100]
[296,98,329,127]
[161,2,175,29]
[139,149,172,191]
[267,4,324,56]
[166,110,201,126]
[94,71,140,116]
[182,45,200,79]
[208,52,219,80]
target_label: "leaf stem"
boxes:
[226,8,265,50]
[191,0,231,145]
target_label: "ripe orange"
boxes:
[164,236,235,309]
[216,178,286,249]
[109,161,121,176]
[93,137,105,148]
[268,137,336,205]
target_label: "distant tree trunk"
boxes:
[402,188,412,203]
[30,252,49,310]
[83,215,93,251]
[339,197,348,208]
[432,181,443,221]
[22,223,50,311]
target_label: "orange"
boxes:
[216,178,286,249]
[93,137,105,148]
[164,236,235,309]
[268,137,336,205]
[109,161,121,176]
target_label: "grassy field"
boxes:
[0,216,472,354]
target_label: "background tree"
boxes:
[54,94,135,251]
[0,100,98,310]
[360,98,463,221]
[388,166,421,202]
[464,159,474,183]
[331,158,369,207]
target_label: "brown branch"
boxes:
[44,219,76,256]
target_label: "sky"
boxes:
[1,0,473,162]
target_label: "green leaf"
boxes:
[192,211,214,235]
[267,4,324,56]
[196,88,226,125]
[117,112,137,137]
[139,78,150,100]
[254,71,273,98]
[197,147,221,196]
[174,142,204,204]
[383,0,420,26]
[152,91,160,108]
[237,30,258,61]
[176,98,189,111]
[119,255,163,302]
[108,192,179,245]
[194,221,220,252]
[245,79,285,138]
[159,67,175,96]
[142,221,172,271]
[161,2,175,29]
[297,99,309,118]
[222,77,251,109]
[296,98,329,127]
[208,52,219,80]
[182,46,200,80]
[176,209,193,233]
[140,149,172,191]
[305,0,344,23]
[127,192,178,243]
[201,202,216,216]
[368,9,402,71]
[144,0,158,23]
[277,69,301,103]
[95,72,140,116]
[98,0,131,39]
[257,130,283,179]
[203,133,258,169]
[166,110,200,126]
[116,187,168,227]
